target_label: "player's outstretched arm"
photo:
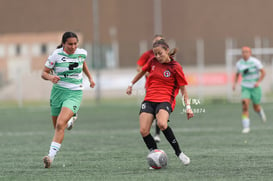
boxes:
[180,86,194,120]
[41,66,60,84]
[126,70,146,95]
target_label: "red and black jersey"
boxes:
[142,57,188,110]
[137,49,154,89]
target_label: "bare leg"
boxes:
[52,107,74,143]
[139,112,157,151]
[43,107,74,168]
[253,103,267,122]
[156,109,190,165]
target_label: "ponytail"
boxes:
[169,48,178,57]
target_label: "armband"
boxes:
[128,82,133,87]
[186,105,191,110]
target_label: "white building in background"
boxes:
[0,32,83,83]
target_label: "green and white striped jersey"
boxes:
[45,48,87,90]
[236,56,263,88]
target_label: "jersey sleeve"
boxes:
[44,52,57,69]
[137,51,151,66]
[142,58,153,72]
[175,63,188,86]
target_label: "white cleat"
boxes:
[154,134,161,143]
[242,128,250,134]
[179,152,190,166]
[43,156,52,168]
[67,114,78,130]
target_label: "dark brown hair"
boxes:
[153,34,165,40]
[152,39,177,57]
[57,32,78,48]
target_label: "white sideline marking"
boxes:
[0,131,48,136]
[0,126,271,137]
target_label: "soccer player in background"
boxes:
[233,46,266,134]
[41,32,95,168]
[137,34,164,143]
[127,39,194,166]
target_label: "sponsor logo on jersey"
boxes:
[163,70,171,77]
[61,57,66,61]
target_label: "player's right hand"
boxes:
[51,76,60,84]
[126,86,132,95]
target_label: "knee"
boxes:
[157,121,168,131]
[253,105,260,112]
[140,128,150,137]
[242,100,249,111]
[55,122,66,131]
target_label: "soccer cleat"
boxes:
[154,134,161,143]
[242,128,250,134]
[67,113,78,130]
[179,152,190,165]
[43,156,52,168]
[260,109,267,123]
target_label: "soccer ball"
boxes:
[147,149,167,169]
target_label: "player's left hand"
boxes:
[186,108,194,120]
[90,80,96,88]
[254,82,259,87]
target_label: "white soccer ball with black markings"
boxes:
[147,149,167,169]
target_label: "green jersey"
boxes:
[236,56,263,88]
[45,48,87,90]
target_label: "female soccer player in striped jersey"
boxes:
[137,34,164,143]
[233,46,266,134]
[41,32,95,168]
[127,39,194,166]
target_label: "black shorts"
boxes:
[139,101,172,117]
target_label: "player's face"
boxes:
[242,47,251,60]
[63,37,78,54]
[153,47,170,63]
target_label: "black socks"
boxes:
[155,124,160,135]
[143,134,157,151]
[143,126,182,156]
[162,126,181,156]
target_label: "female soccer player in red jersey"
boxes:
[127,39,194,166]
[136,34,164,143]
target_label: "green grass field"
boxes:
[1,99,273,181]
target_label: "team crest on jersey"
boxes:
[163,70,171,77]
